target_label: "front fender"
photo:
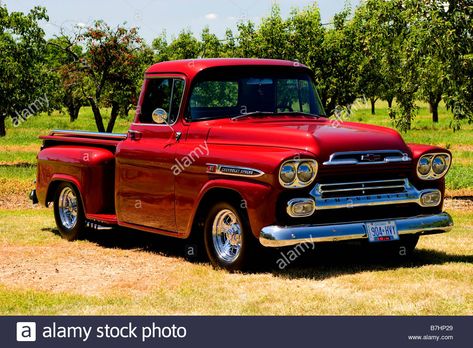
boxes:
[184,179,278,239]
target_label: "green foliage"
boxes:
[1,1,472,133]
[58,21,148,132]
[0,5,49,137]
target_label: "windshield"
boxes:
[186,67,326,121]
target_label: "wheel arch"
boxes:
[46,175,85,212]
[188,187,247,240]
[185,179,276,240]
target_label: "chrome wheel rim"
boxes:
[212,209,242,263]
[58,187,78,229]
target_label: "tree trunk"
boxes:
[432,105,439,123]
[88,97,105,132]
[429,95,441,123]
[0,115,6,137]
[68,104,80,122]
[106,102,119,133]
[387,97,393,109]
[370,97,377,115]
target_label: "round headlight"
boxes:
[297,162,314,182]
[432,155,447,174]
[280,163,296,184]
[417,157,431,176]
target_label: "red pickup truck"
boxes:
[32,58,453,271]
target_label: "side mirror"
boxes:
[152,108,168,124]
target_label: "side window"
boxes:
[140,78,185,124]
[169,79,185,123]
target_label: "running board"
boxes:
[85,213,117,230]
[86,221,113,230]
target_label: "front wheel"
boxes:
[53,182,85,241]
[203,202,255,271]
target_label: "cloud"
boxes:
[205,13,218,20]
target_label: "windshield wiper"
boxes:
[276,111,322,118]
[231,111,277,120]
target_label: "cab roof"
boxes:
[145,58,309,79]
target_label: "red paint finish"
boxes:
[35,58,453,241]
[37,146,115,215]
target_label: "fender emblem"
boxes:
[206,164,264,177]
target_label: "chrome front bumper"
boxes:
[259,212,453,248]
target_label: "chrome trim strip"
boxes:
[259,212,453,247]
[286,198,316,217]
[318,178,406,188]
[323,149,411,166]
[206,163,265,178]
[310,179,441,210]
[50,130,127,139]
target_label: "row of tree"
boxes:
[0,0,472,136]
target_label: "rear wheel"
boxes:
[53,182,85,241]
[204,202,255,271]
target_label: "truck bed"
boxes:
[39,130,127,150]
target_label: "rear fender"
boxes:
[37,146,115,215]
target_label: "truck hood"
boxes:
[203,116,410,161]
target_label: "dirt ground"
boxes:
[0,242,185,297]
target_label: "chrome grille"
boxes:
[317,179,408,199]
[323,150,411,166]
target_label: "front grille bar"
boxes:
[310,179,439,210]
[317,179,408,197]
[323,150,411,166]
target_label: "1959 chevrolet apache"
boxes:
[31,58,454,271]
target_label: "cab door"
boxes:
[115,76,186,232]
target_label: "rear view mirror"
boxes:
[152,108,168,124]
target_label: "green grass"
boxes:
[0,207,471,315]
[0,108,132,147]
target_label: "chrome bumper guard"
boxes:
[259,212,453,248]
[310,179,440,210]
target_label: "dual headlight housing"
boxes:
[279,159,318,188]
[417,153,451,180]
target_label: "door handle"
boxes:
[175,131,182,141]
[128,130,142,141]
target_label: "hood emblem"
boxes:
[360,153,382,162]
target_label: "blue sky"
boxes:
[3,0,360,44]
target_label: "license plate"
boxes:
[366,221,399,242]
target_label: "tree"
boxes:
[417,0,473,128]
[256,5,292,60]
[317,7,360,114]
[0,5,49,137]
[288,4,324,69]
[352,4,387,114]
[166,29,200,60]
[59,21,146,132]
[235,20,259,57]
[200,27,223,58]
[152,31,170,62]
[45,36,85,122]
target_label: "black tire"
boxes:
[203,201,256,271]
[53,182,85,241]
